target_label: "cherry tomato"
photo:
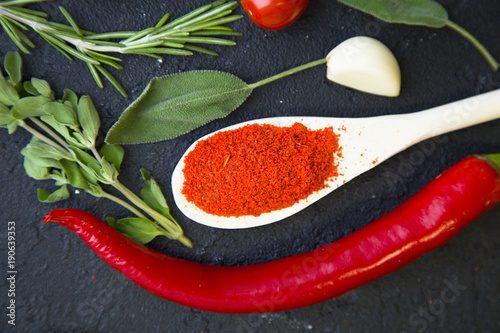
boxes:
[241,0,310,30]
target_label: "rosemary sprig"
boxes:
[0,0,243,97]
[0,51,192,247]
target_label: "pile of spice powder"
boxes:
[181,122,340,217]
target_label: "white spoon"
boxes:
[172,89,500,229]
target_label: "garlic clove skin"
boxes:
[326,36,401,97]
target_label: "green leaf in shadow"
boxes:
[105,70,253,144]
[37,185,70,203]
[99,144,124,172]
[338,0,448,28]
[4,52,22,85]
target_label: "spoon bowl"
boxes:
[172,89,500,229]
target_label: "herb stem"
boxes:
[29,116,68,148]
[248,58,327,89]
[18,120,72,157]
[112,180,192,247]
[446,20,499,71]
[100,191,149,220]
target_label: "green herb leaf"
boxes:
[77,95,100,145]
[43,101,79,129]
[99,144,124,172]
[0,76,19,106]
[24,138,71,161]
[37,185,70,203]
[21,146,61,169]
[59,159,90,190]
[23,154,51,180]
[39,114,87,149]
[338,0,448,27]
[99,156,118,183]
[23,81,40,96]
[3,51,22,85]
[30,77,54,98]
[0,103,15,126]
[105,70,252,144]
[67,146,102,181]
[13,95,52,118]
[61,88,78,111]
[107,217,164,244]
[140,168,174,221]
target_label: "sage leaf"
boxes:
[140,168,174,221]
[13,95,52,118]
[0,77,19,106]
[31,78,54,98]
[37,185,70,203]
[43,101,79,129]
[4,52,22,85]
[77,95,100,145]
[59,159,90,190]
[338,0,448,28]
[105,70,252,144]
[99,144,124,172]
[107,217,164,244]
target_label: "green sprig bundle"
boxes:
[0,51,192,247]
[0,0,243,97]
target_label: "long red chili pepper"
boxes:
[43,155,500,313]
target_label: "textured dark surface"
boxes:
[1,0,500,332]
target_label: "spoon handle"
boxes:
[405,89,500,142]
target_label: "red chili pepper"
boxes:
[43,155,500,313]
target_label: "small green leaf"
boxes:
[13,95,52,118]
[0,77,19,106]
[43,101,79,129]
[7,119,18,134]
[4,52,22,85]
[105,70,252,144]
[0,103,15,126]
[140,168,174,221]
[31,77,54,98]
[99,157,118,183]
[108,217,164,244]
[77,95,100,144]
[23,155,51,180]
[24,138,71,161]
[59,159,90,190]
[68,146,104,182]
[99,144,124,172]
[21,146,61,168]
[37,185,70,203]
[23,81,40,96]
[338,0,448,28]
[62,88,78,111]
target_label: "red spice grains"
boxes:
[181,123,340,217]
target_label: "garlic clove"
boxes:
[326,36,401,97]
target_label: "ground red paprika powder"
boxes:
[181,122,340,217]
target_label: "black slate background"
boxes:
[1,0,500,332]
